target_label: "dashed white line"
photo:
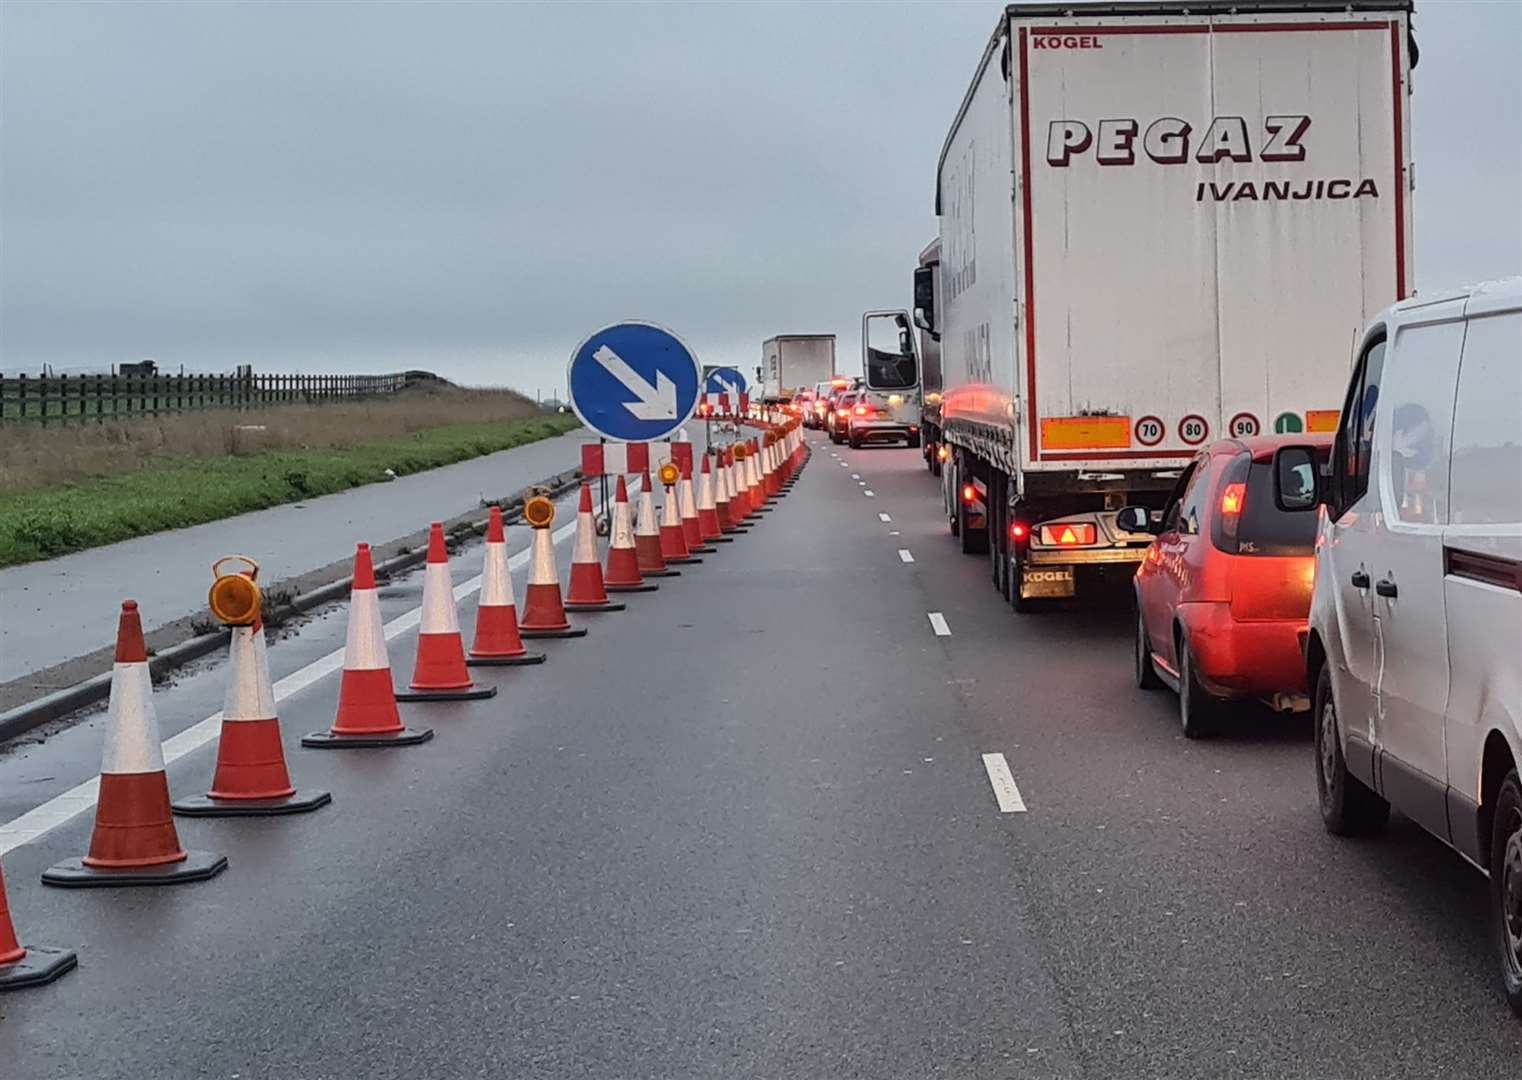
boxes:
[851,473,860,479]
[897,549,914,563]
[863,490,875,497]
[927,611,950,636]
[878,513,892,522]
[981,752,1028,813]
[838,461,848,468]
[857,480,866,486]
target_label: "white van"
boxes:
[1276,277,1522,1015]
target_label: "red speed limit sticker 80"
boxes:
[1228,412,1260,437]
[1178,414,1209,445]
[1134,415,1165,446]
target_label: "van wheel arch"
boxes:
[1305,630,1328,701]
[1481,732,1518,858]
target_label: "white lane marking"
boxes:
[0,493,598,857]
[897,549,914,563]
[878,513,892,522]
[851,473,860,479]
[889,530,900,536]
[981,752,1028,813]
[863,490,875,498]
[927,612,950,636]
[838,462,848,468]
[857,481,865,486]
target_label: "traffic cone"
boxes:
[697,453,731,543]
[749,440,773,514]
[173,613,331,816]
[677,464,714,554]
[519,497,588,638]
[635,470,681,576]
[565,482,626,612]
[396,523,497,701]
[0,864,77,990]
[659,473,702,564]
[714,450,736,533]
[43,602,229,886]
[303,544,433,748]
[605,475,659,592]
[722,448,751,533]
[468,506,545,666]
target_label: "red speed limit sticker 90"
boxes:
[1134,415,1165,446]
[1228,412,1260,437]
[1177,414,1209,445]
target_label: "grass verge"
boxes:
[0,413,580,567]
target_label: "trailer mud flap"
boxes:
[1020,566,1075,599]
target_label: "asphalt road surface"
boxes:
[1,430,1518,1078]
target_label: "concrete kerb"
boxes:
[0,466,585,746]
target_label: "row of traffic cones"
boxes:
[2,421,810,991]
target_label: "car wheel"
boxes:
[908,433,922,449]
[1490,770,1522,1018]
[849,432,862,449]
[1135,607,1163,690]
[1177,638,1220,739]
[1312,664,1389,835]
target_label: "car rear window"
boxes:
[1211,452,1327,556]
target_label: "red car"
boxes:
[1123,434,1332,737]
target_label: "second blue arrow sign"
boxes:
[566,322,703,443]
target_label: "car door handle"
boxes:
[1350,571,1370,589]
[1375,579,1398,599]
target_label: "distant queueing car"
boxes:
[1121,433,1332,738]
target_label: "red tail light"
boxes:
[1010,522,1028,541]
[962,484,976,503]
[854,404,869,416]
[1220,482,1246,517]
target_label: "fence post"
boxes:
[17,372,27,422]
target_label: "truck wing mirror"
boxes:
[1272,446,1322,511]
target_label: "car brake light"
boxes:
[854,404,869,416]
[1041,523,1096,546]
[1220,482,1245,516]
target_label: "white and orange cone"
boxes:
[605,475,658,592]
[697,453,731,543]
[749,439,773,514]
[303,543,433,748]
[173,607,331,816]
[43,601,229,887]
[564,482,626,612]
[468,506,545,666]
[677,465,714,554]
[635,470,680,576]
[722,448,751,532]
[519,501,588,638]
[397,523,497,701]
[0,862,77,989]
[659,473,701,564]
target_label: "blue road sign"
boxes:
[567,322,702,442]
[704,366,748,400]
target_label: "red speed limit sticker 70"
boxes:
[1177,414,1209,445]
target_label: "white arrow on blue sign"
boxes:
[567,322,703,442]
[704,366,748,402]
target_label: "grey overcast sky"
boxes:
[2,1,1519,393]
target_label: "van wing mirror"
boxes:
[1272,446,1321,511]
[1115,505,1158,535]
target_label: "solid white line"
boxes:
[927,612,950,636]
[878,513,892,522]
[897,549,914,563]
[863,490,875,498]
[981,752,1027,813]
[0,492,597,858]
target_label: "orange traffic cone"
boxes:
[635,470,680,576]
[397,523,497,701]
[677,456,715,553]
[173,609,331,816]
[565,482,626,612]
[721,448,751,533]
[0,863,76,990]
[605,475,658,592]
[303,544,433,748]
[697,453,731,543]
[468,506,545,666]
[43,602,229,886]
[519,496,588,638]
[658,466,702,564]
[749,439,773,513]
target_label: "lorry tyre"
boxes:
[1489,770,1522,1018]
[1313,665,1389,836]
[1177,637,1220,739]
[1135,608,1163,690]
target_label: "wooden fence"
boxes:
[0,371,426,424]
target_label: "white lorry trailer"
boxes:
[758,335,837,403]
[920,0,1414,607]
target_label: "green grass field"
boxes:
[0,413,580,567]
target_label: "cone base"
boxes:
[687,544,717,553]
[640,568,682,577]
[705,536,736,543]
[725,527,751,534]
[665,555,703,564]
[171,788,332,817]
[605,581,659,592]
[395,684,497,702]
[301,726,434,749]
[564,599,626,612]
[753,507,775,514]
[519,626,589,639]
[42,849,227,889]
[466,652,546,666]
[0,945,77,991]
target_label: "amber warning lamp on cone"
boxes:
[732,443,747,461]
[658,461,680,487]
[524,495,556,528]
[208,555,261,626]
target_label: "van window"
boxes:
[1449,311,1522,525]
[1332,335,1386,514]
[1379,319,1464,525]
